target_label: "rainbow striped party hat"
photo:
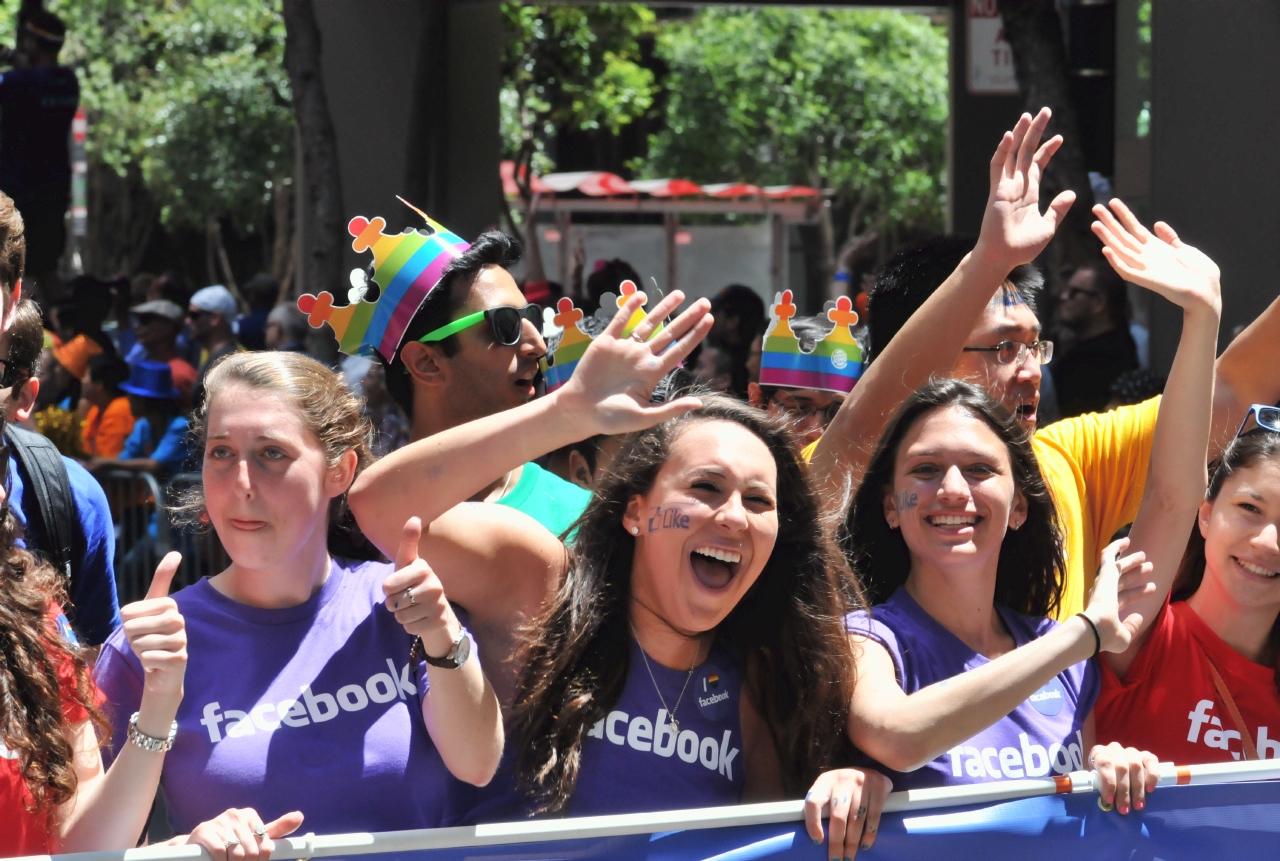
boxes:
[540,280,662,392]
[759,290,863,394]
[296,203,470,361]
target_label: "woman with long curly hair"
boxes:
[351,289,892,861]
[1,449,189,855]
[838,202,1220,816]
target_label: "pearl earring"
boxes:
[630,526,640,535]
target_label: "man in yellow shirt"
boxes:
[807,109,1280,618]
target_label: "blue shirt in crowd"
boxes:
[121,415,191,478]
[7,453,121,646]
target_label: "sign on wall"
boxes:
[967,0,1019,94]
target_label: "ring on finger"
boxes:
[223,838,242,849]
[629,329,647,342]
[405,587,416,607]
[253,825,269,838]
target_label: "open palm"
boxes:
[1092,199,1221,314]
[977,108,1077,271]
[554,290,713,436]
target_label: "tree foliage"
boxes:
[1,0,293,276]
[641,8,948,239]
[500,3,657,186]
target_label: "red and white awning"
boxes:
[501,161,819,201]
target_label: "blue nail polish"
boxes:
[812,836,822,845]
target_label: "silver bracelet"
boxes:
[127,712,178,753]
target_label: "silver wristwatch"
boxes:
[420,627,472,669]
[127,712,178,753]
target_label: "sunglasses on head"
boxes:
[1236,403,1280,438]
[419,304,543,347]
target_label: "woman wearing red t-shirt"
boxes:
[1,526,188,857]
[1087,203,1280,766]
[1098,412,1280,764]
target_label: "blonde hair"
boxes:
[176,352,374,538]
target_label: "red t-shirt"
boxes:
[0,608,94,857]
[1097,599,1280,764]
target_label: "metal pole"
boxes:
[663,212,678,294]
[769,213,785,297]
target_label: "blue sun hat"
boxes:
[120,360,181,400]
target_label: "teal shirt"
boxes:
[495,461,592,539]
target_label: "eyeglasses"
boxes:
[419,304,543,347]
[768,390,843,425]
[961,340,1054,366]
[1236,403,1280,438]
[1063,287,1101,301]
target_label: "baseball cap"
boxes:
[189,285,239,321]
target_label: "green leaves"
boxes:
[501,3,657,178]
[15,0,292,233]
[641,8,947,237]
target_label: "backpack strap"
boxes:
[1206,656,1259,761]
[4,424,77,585]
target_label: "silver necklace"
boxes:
[633,628,702,735]
[492,468,515,501]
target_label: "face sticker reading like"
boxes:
[647,503,692,533]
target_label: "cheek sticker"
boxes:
[647,503,692,533]
[694,664,732,719]
[1028,677,1066,717]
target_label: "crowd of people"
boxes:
[1,104,1279,861]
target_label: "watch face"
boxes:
[453,631,471,667]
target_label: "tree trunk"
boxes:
[283,0,345,307]
[997,1,1097,278]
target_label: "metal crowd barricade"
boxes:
[99,469,229,605]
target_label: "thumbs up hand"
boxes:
[121,551,188,718]
[382,517,456,658]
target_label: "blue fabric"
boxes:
[303,781,1280,861]
[7,453,121,645]
[120,415,191,477]
[0,66,79,197]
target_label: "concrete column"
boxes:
[1147,1,1280,372]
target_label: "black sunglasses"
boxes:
[419,304,543,347]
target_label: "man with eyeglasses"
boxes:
[805,108,1280,621]
[747,316,846,445]
[377,230,590,538]
[1050,262,1139,418]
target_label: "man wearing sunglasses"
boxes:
[378,231,591,538]
[805,108,1280,624]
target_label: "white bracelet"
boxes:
[127,712,178,753]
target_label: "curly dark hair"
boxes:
[0,506,109,813]
[842,378,1065,616]
[510,393,862,814]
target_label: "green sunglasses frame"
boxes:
[418,305,542,346]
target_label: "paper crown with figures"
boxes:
[759,290,863,394]
[295,200,471,362]
[540,280,663,392]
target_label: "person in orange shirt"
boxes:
[79,354,134,457]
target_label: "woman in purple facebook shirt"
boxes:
[352,290,891,861]
[841,378,1159,810]
[93,352,503,852]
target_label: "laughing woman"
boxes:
[838,201,1220,816]
[351,291,892,861]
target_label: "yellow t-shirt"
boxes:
[803,396,1162,620]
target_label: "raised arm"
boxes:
[1211,291,1280,458]
[348,290,711,547]
[809,108,1075,504]
[848,540,1153,771]
[1090,202,1222,677]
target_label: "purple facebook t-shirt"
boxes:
[847,587,1099,790]
[569,637,745,816]
[94,558,471,834]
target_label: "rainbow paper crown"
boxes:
[759,290,863,394]
[296,204,470,361]
[540,279,662,392]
